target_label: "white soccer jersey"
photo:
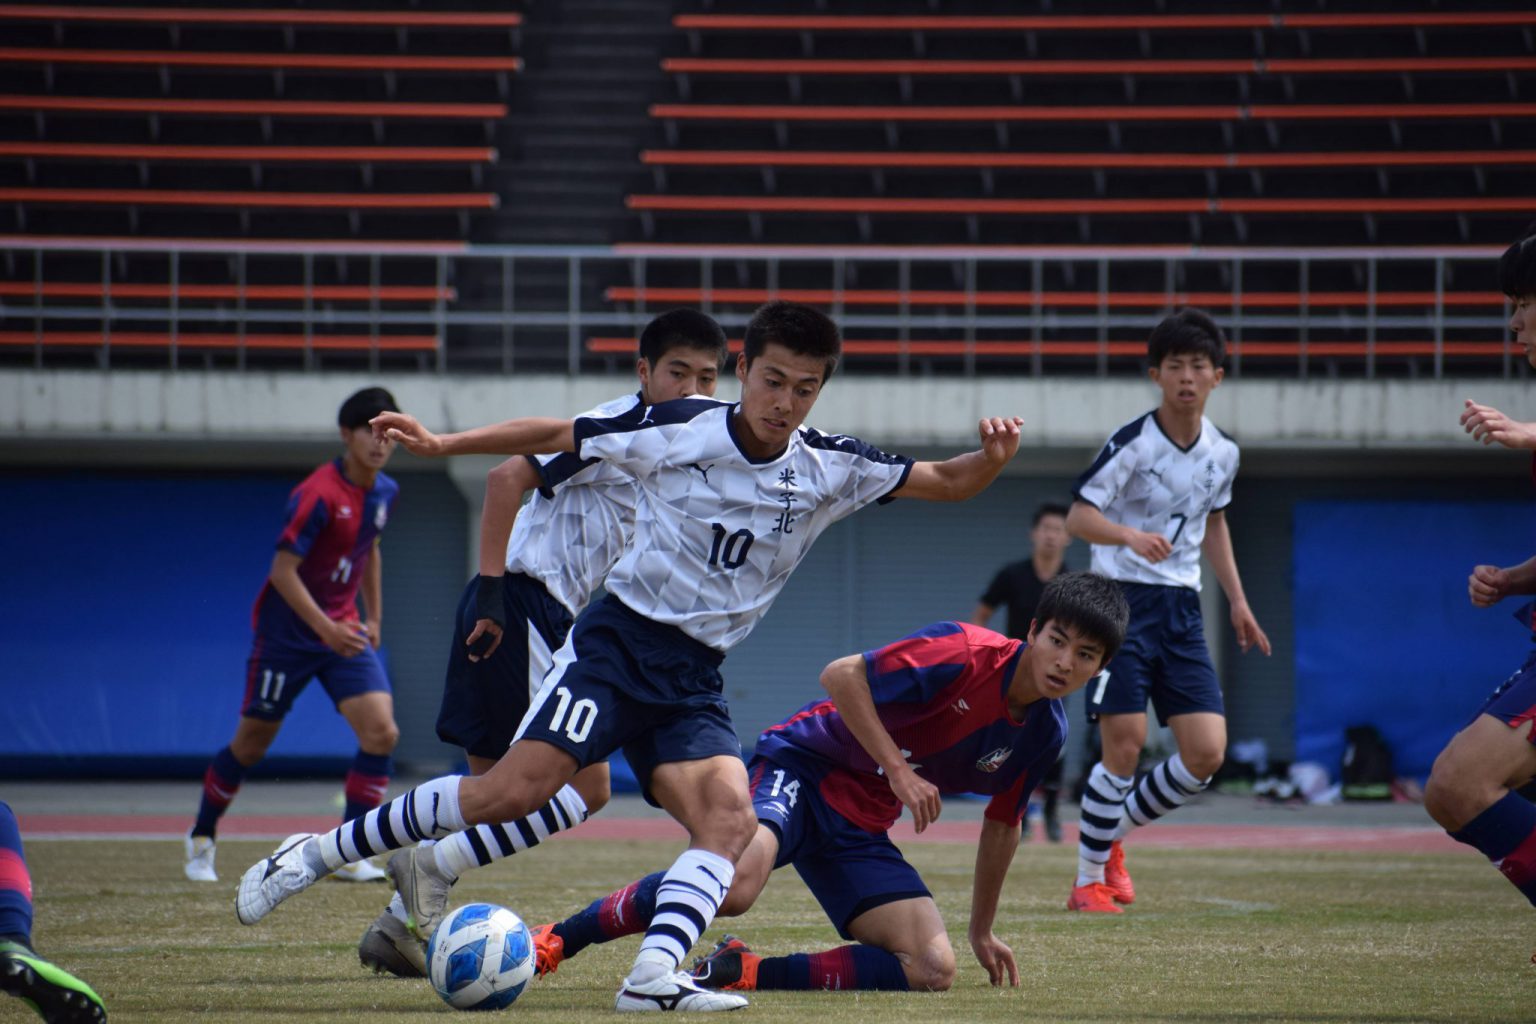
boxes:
[1073,410,1238,591]
[552,398,914,651]
[504,391,646,616]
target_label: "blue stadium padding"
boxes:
[1293,499,1534,781]
[0,473,362,759]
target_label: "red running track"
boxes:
[17,813,1458,854]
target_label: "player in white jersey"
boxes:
[1065,308,1272,914]
[356,309,729,978]
[235,300,1022,1013]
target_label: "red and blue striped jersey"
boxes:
[251,459,399,650]
[753,621,1066,833]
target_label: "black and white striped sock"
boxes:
[430,785,590,879]
[632,848,735,976]
[1076,762,1133,887]
[308,775,466,874]
[1122,752,1207,831]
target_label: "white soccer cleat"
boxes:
[615,969,749,1012]
[236,832,319,925]
[331,857,388,883]
[184,833,218,882]
[357,910,428,978]
[386,846,454,940]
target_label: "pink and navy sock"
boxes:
[192,745,247,838]
[552,873,663,958]
[756,944,909,991]
[1450,790,1536,906]
[342,750,393,823]
[0,802,34,946]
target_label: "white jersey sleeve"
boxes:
[1072,412,1239,591]
[502,392,648,616]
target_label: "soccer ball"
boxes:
[426,903,536,1011]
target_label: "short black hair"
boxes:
[1031,571,1130,664]
[1147,307,1226,367]
[742,300,841,382]
[338,386,398,430]
[1499,225,1536,300]
[639,308,729,370]
[1032,502,1070,527]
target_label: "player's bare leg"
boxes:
[1426,714,1536,912]
[333,692,400,882]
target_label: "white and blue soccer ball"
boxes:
[426,902,536,1011]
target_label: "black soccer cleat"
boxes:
[0,941,107,1024]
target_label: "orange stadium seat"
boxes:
[641,149,1536,171]
[0,331,440,352]
[0,188,498,210]
[662,56,1536,77]
[603,286,1503,310]
[586,337,1505,360]
[0,95,508,119]
[0,46,521,72]
[673,12,1536,32]
[0,143,496,163]
[0,282,456,302]
[0,5,521,27]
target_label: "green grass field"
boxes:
[12,837,1531,1023]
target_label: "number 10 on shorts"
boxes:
[547,686,598,742]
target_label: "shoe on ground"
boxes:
[1044,811,1064,844]
[357,911,427,978]
[689,936,758,992]
[615,968,748,1012]
[387,846,453,941]
[0,940,107,1024]
[183,834,217,882]
[331,858,387,883]
[235,832,318,926]
[1105,840,1135,905]
[530,923,565,978]
[1066,882,1124,914]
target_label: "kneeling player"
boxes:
[529,572,1128,992]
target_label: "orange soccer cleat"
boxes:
[690,936,760,992]
[1066,882,1125,914]
[1104,840,1136,905]
[530,923,565,978]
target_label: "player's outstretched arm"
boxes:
[371,411,577,459]
[1462,398,1536,449]
[465,457,541,661]
[892,416,1023,502]
[820,654,942,832]
[1202,510,1271,656]
[967,817,1021,988]
[1066,499,1172,564]
[1469,555,1536,607]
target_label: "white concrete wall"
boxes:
[1,369,1526,452]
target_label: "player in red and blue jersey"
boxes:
[184,387,402,884]
[524,572,1128,994]
[1426,228,1536,916]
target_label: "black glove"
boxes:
[467,574,506,659]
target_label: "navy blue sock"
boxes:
[1450,790,1536,906]
[343,750,393,823]
[552,872,663,958]
[193,746,248,838]
[756,944,910,991]
[0,802,34,945]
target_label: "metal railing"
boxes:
[0,238,1516,378]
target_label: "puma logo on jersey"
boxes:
[686,462,715,483]
[975,747,1013,773]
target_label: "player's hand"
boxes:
[969,932,1019,988]
[466,619,504,661]
[1127,529,1172,563]
[371,411,445,457]
[322,619,370,657]
[978,416,1024,464]
[1461,399,1536,449]
[887,764,942,834]
[363,618,382,649]
[1469,564,1510,607]
[1230,601,1271,655]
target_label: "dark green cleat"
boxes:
[0,941,107,1023]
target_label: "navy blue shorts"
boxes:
[1471,648,1536,742]
[436,574,575,761]
[750,755,930,940]
[515,596,741,802]
[241,636,389,721]
[1089,582,1223,725]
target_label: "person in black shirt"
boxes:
[972,503,1072,840]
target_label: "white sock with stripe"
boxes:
[430,785,590,880]
[630,849,735,980]
[1120,752,1207,834]
[1076,762,1134,887]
